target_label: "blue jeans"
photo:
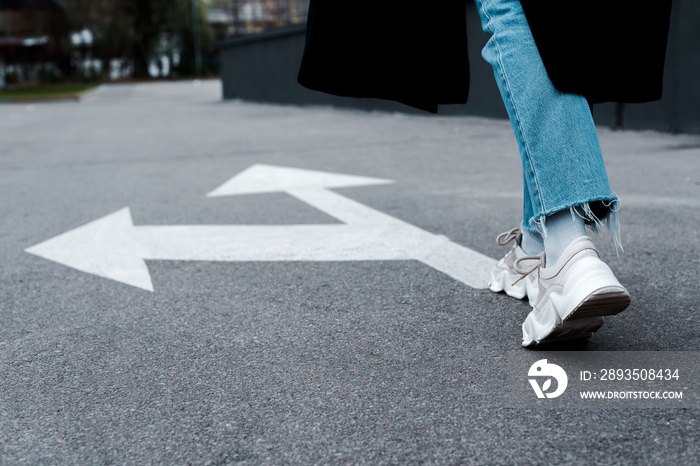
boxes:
[474,0,621,248]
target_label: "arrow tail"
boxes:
[137,225,411,262]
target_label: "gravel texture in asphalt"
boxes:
[1,81,698,464]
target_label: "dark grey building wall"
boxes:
[219,1,699,134]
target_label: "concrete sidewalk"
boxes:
[1,80,698,464]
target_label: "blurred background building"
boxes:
[212,0,308,38]
[0,0,309,88]
[1,0,696,135]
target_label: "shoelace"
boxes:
[495,227,543,285]
[496,227,521,247]
[512,253,544,285]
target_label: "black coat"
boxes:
[297,0,673,113]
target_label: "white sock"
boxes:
[520,229,544,255]
[543,209,586,267]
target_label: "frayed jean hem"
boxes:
[521,195,622,253]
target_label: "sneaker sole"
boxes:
[523,287,630,347]
[567,289,631,321]
[535,316,606,345]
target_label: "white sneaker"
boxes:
[489,228,541,306]
[522,236,630,347]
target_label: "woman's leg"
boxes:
[475,0,629,346]
[474,0,620,254]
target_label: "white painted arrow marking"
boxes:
[25,164,497,291]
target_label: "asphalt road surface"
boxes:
[1,81,698,464]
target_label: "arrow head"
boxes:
[207,164,394,197]
[25,208,154,291]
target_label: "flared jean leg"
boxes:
[473,0,621,248]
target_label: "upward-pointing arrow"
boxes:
[207,164,394,196]
[25,165,496,291]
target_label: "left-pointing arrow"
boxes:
[25,208,155,291]
[24,207,414,292]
